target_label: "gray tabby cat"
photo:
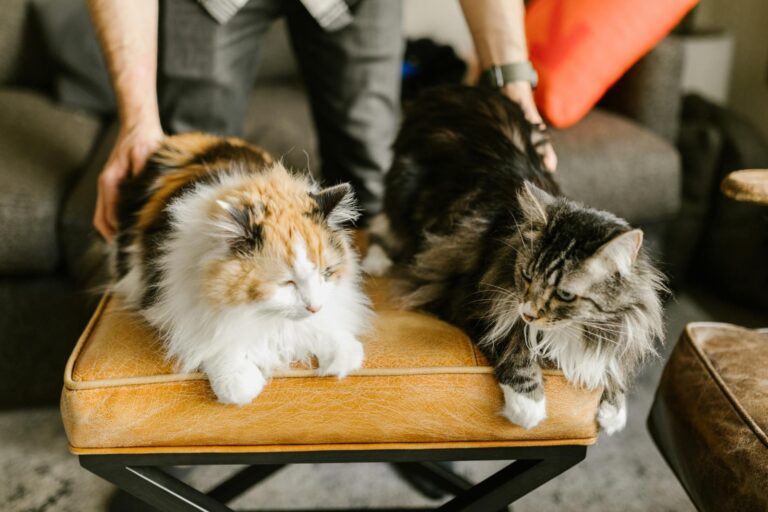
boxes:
[364,86,665,433]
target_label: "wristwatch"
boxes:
[480,61,539,89]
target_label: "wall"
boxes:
[403,0,474,59]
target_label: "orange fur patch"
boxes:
[132,132,352,308]
[203,164,353,307]
[203,257,274,306]
[135,133,273,232]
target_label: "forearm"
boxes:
[87,0,160,129]
[459,0,557,171]
[459,0,528,68]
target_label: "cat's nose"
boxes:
[519,302,538,323]
[306,305,322,314]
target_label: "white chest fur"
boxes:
[526,324,621,390]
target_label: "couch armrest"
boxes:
[61,122,117,286]
[600,36,684,143]
[0,88,101,275]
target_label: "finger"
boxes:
[93,187,107,238]
[94,180,114,241]
[96,160,123,240]
[102,173,120,236]
[541,143,558,173]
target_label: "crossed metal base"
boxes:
[80,445,587,511]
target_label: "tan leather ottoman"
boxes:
[648,323,768,512]
[61,277,600,511]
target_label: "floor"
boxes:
[1,287,765,512]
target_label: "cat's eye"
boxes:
[282,280,296,287]
[556,289,576,302]
[323,266,336,279]
[521,267,532,282]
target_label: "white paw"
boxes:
[361,244,393,276]
[597,400,627,435]
[208,364,266,406]
[500,384,547,429]
[319,338,364,378]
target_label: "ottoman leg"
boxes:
[437,450,586,512]
[81,458,232,512]
[79,445,587,511]
[207,464,285,503]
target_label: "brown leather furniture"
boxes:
[648,323,768,512]
[61,277,601,510]
[721,169,768,205]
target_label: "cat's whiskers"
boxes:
[510,215,531,253]
[495,236,524,256]
[577,328,628,352]
[480,282,518,295]
[576,319,627,334]
[578,325,626,339]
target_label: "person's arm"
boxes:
[88,0,164,240]
[459,0,557,172]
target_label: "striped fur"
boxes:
[111,133,372,405]
[365,86,666,433]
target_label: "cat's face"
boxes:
[254,236,347,320]
[512,183,643,330]
[202,165,358,320]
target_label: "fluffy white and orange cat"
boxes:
[111,133,371,405]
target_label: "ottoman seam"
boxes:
[684,323,768,448]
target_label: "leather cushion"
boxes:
[648,323,768,512]
[61,278,601,454]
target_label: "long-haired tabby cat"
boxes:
[364,86,665,434]
[112,133,371,405]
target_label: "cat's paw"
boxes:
[361,244,392,276]
[597,400,627,435]
[500,384,546,429]
[319,338,364,378]
[209,364,266,406]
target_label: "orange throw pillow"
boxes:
[526,0,698,128]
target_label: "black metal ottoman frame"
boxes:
[80,445,587,511]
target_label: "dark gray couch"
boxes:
[0,1,683,407]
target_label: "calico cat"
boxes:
[112,133,371,405]
[364,86,665,434]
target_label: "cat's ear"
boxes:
[310,183,359,228]
[215,199,265,251]
[518,181,555,224]
[592,229,643,275]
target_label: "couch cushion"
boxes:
[553,108,681,224]
[0,89,100,274]
[61,277,601,454]
[648,323,768,512]
[601,37,684,143]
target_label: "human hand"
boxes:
[94,121,164,240]
[503,82,557,172]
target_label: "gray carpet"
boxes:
[1,288,765,512]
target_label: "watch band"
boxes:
[480,61,539,89]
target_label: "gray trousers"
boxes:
[158,0,403,216]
